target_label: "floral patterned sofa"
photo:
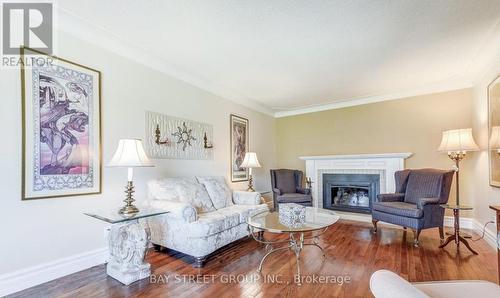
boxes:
[145,176,268,267]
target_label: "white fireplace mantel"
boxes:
[299,153,413,208]
[299,153,413,161]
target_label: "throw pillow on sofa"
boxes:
[196,176,233,209]
[148,177,215,213]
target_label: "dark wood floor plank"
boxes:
[8,220,497,298]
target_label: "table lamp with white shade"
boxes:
[490,126,500,154]
[108,139,154,215]
[240,152,261,192]
[438,128,479,205]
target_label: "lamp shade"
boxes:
[240,152,261,168]
[438,128,479,152]
[107,139,154,167]
[490,126,500,150]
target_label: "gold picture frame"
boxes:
[21,47,102,200]
[230,114,249,182]
[488,74,500,188]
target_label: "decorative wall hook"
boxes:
[155,124,171,145]
[203,132,213,149]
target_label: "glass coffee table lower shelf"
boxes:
[85,209,169,285]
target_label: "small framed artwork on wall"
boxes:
[230,114,249,182]
[21,47,102,200]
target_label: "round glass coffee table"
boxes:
[247,207,340,285]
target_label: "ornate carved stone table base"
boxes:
[85,209,168,285]
[107,220,151,285]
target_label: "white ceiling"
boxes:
[57,0,500,116]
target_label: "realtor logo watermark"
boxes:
[1,1,55,68]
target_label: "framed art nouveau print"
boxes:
[230,114,249,182]
[488,75,500,188]
[21,47,102,200]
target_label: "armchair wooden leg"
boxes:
[372,220,378,233]
[411,229,421,247]
[438,227,444,242]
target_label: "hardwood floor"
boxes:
[9,220,498,298]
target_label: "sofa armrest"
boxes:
[146,200,198,223]
[370,270,429,298]
[377,193,405,202]
[273,188,282,196]
[297,188,311,195]
[233,191,261,205]
[417,197,440,209]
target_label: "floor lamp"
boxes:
[438,128,479,205]
[438,128,479,253]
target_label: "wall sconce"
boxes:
[203,132,213,149]
[155,124,171,145]
[306,177,313,189]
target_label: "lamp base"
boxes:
[119,205,140,215]
[119,181,140,215]
[247,175,255,192]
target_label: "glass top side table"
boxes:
[438,204,478,255]
[85,208,169,285]
[439,204,473,211]
[85,209,169,224]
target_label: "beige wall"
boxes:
[466,57,500,235]
[276,89,474,207]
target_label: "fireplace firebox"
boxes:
[323,173,380,214]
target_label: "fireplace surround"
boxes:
[299,153,412,210]
[323,173,380,214]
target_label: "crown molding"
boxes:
[467,18,500,86]
[54,7,499,119]
[54,8,275,117]
[273,17,500,118]
[274,77,474,118]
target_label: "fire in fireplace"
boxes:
[323,173,380,214]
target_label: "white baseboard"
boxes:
[439,216,496,249]
[339,212,497,249]
[0,247,108,297]
[443,215,474,229]
[470,219,497,249]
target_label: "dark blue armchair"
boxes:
[372,169,454,247]
[270,169,312,209]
